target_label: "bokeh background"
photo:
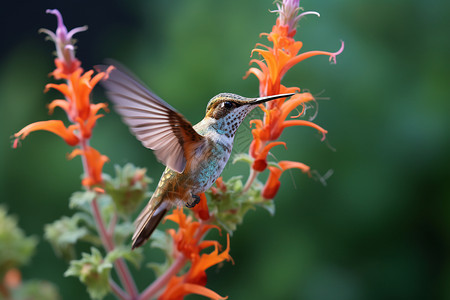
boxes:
[1,0,450,299]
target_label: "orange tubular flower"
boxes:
[263,160,311,199]
[245,0,343,196]
[161,209,231,300]
[68,147,109,187]
[192,193,211,221]
[12,9,111,188]
[13,120,79,147]
[165,208,221,261]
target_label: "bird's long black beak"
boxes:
[249,93,295,105]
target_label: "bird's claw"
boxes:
[186,193,201,208]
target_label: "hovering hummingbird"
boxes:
[100,65,294,249]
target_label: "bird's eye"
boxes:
[223,101,233,109]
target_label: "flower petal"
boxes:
[13,120,79,147]
[177,283,228,300]
[281,120,327,141]
[280,41,345,78]
[68,146,108,186]
[45,82,71,99]
[262,160,311,199]
[48,99,70,115]
[279,160,311,175]
[262,166,283,199]
[252,141,286,172]
[192,193,210,221]
[279,92,314,122]
[190,234,231,275]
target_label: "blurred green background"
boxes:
[1,0,450,299]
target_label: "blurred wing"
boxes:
[98,64,203,173]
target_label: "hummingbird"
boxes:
[99,65,294,249]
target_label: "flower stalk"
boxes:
[12,9,138,300]
[244,0,344,197]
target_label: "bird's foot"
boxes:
[186,193,201,208]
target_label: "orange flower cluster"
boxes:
[160,207,231,300]
[13,9,110,188]
[245,0,344,198]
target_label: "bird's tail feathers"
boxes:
[131,200,170,249]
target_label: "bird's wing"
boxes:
[98,64,204,173]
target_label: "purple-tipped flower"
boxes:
[271,0,320,36]
[39,9,87,75]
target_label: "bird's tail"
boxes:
[132,198,170,249]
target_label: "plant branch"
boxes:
[109,278,128,300]
[91,198,139,299]
[108,212,118,237]
[139,254,188,300]
[243,168,258,193]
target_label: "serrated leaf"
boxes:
[206,176,277,235]
[65,248,112,300]
[103,163,153,218]
[69,190,97,212]
[97,194,115,226]
[72,212,96,230]
[44,215,93,260]
[105,246,143,269]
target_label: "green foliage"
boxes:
[44,215,100,261]
[43,163,152,299]
[146,229,174,277]
[0,206,37,278]
[65,248,112,300]
[107,246,143,269]
[113,221,135,246]
[206,175,275,234]
[69,190,97,212]
[8,280,60,300]
[103,164,153,218]
[65,246,142,300]
[69,192,115,226]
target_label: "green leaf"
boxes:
[260,199,275,215]
[0,206,37,278]
[206,176,276,234]
[65,248,112,300]
[44,215,100,260]
[113,221,135,246]
[69,190,97,212]
[146,230,174,277]
[104,163,153,218]
[105,246,143,269]
[69,191,115,227]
